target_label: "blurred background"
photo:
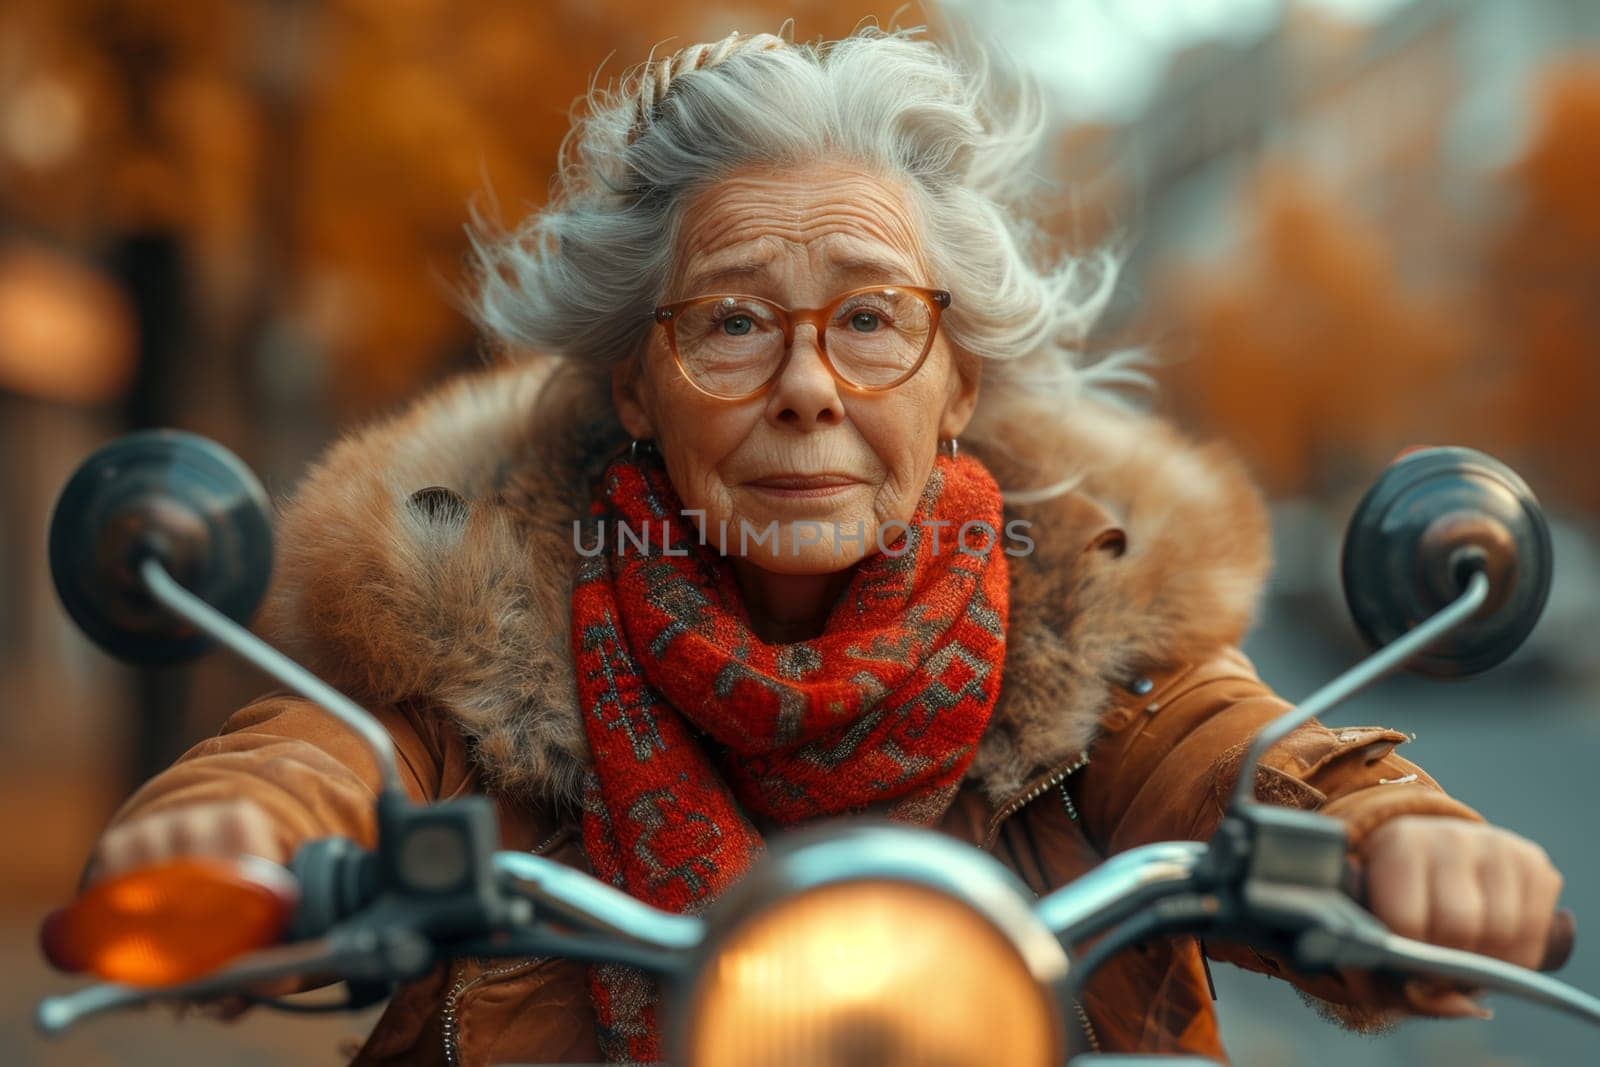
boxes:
[1,0,1596,1063]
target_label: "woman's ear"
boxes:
[939,347,982,439]
[611,356,654,439]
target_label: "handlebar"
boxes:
[1049,825,1598,1030]
[1034,842,1207,945]
[492,852,702,952]
[35,821,1600,1047]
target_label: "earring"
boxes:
[940,437,960,459]
[629,438,655,461]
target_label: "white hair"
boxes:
[467,23,1150,485]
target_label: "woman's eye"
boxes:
[721,315,754,336]
[849,311,882,332]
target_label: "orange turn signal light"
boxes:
[39,856,299,987]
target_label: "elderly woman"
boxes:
[84,26,1562,1066]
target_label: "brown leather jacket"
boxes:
[93,361,1484,1063]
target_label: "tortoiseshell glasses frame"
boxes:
[651,284,953,400]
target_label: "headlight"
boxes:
[673,824,1069,1067]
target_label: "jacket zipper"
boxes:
[980,750,1098,1052]
[982,748,1090,850]
[1057,777,1100,1052]
[442,828,570,1065]
[442,957,548,1066]
[1073,998,1102,1053]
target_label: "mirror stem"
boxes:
[1228,568,1491,811]
[139,557,403,794]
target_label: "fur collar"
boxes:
[260,358,1272,812]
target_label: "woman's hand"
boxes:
[87,800,285,885]
[1360,814,1565,1018]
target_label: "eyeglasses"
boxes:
[652,284,952,400]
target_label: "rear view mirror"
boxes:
[48,431,273,665]
[1341,446,1552,677]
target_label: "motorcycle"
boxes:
[29,431,1598,1065]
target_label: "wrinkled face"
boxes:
[612,162,980,575]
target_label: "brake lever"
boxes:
[1290,905,1600,1027]
[35,923,430,1037]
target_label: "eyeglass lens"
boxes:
[672,287,934,396]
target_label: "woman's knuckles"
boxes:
[1363,816,1570,967]
[1427,888,1486,951]
[1369,875,1428,941]
[1478,903,1526,962]
[89,802,278,883]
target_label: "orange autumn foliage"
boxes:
[1479,57,1600,512]
[1164,162,1465,497]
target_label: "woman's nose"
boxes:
[765,324,842,430]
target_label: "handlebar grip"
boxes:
[1343,857,1576,972]
[288,837,378,941]
[1546,910,1579,972]
[39,906,81,973]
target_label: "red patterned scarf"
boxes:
[570,447,1010,1063]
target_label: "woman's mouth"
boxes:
[744,474,863,499]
